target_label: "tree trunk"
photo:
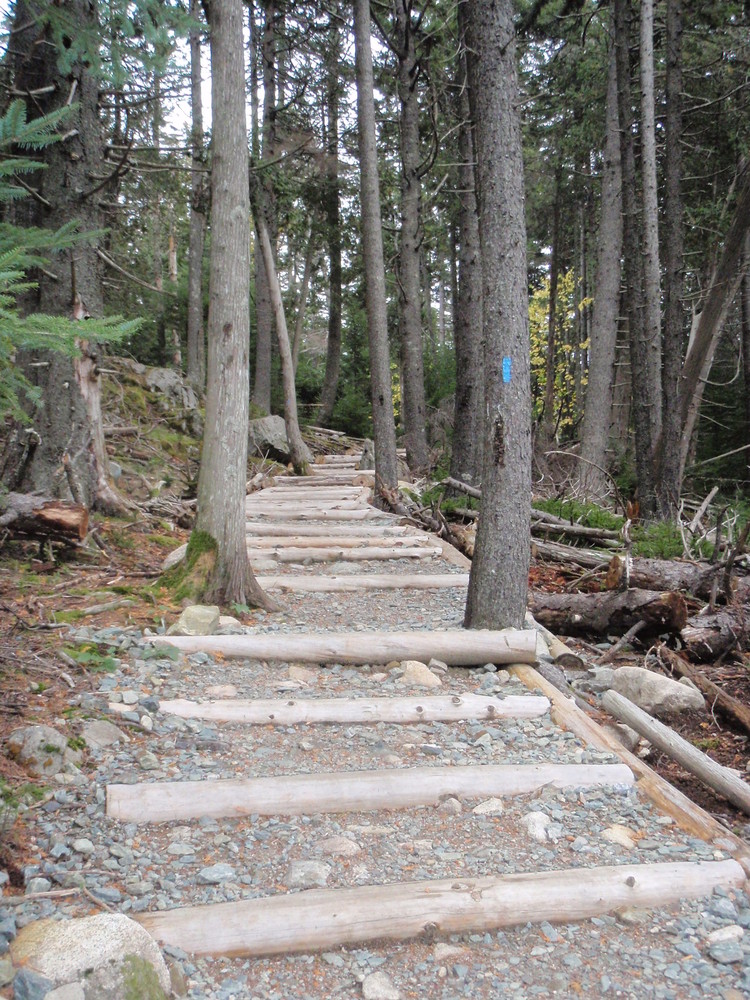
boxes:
[541,164,562,445]
[743,235,750,479]
[251,0,277,414]
[353,0,398,491]
[1,0,122,513]
[186,0,207,389]
[577,37,623,501]
[291,229,317,375]
[394,0,429,474]
[194,0,276,610]
[251,194,310,474]
[464,0,531,630]
[639,0,662,445]
[614,0,657,518]
[655,0,684,518]
[318,14,344,426]
[679,161,750,478]
[449,12,484,490]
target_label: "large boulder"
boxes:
[167,604,221,636]
[9,914,170,998]
[7,726,81,778]
[143,368,202,436]
[247,415,313,465]
[611,666,705,718]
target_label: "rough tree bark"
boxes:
[318,10,344,426]
[193,0,276,610]
[743,235,750,477]
[186,0,207,389]
[464,0,531,630]
[541,164,562,446]
[394,0,430,474]
[449,7,484,490]
[353,0,398,491]
[1,0,123,513]
[577,37,623,501]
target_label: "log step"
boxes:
[154,628,539,665]
[244,524,411,538]
[254,573,470,591]
[244,545,441,563]
[153,692,550,724]
[135,859,744,958]
[245,534,431,549]
[245,508,384,521]
[106,762,633,823]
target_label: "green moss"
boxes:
[532,498,624,532]
[632,521,684,559]
[158,529,217,603]
[120,954,168,1000]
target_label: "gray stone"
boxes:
[196,864,236,885]
[315,836,361,857]
[521,811,551,843]
[167,605,221,637]
[357,440,375,470]
[161,543,187,572]
[396,661,442,688]
[707,940,743,964]
[7,726,81,778]
[611,666,705,717]
[71,839,95,856]
[0,957,13,987]
[362,970,400,1000]
[286,861,331,889]
[248,415,313,465]
[47,986,85,1000]
[11,968,54,1000]
[10,914,170,995]
[79,721,129,750]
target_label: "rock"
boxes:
[396,661,442,688]
[572,666,616,694]
[162,543,187,572]
[11,968,54,1000]
[79,721,129,749]
[144,367,199,412]
[362,970,400,1000]
[706,925,744,946]
[611,666,705,717]
[10,914,170,995]
[315,836,361,857]
[0,957,13,987]
[357,440,375,470]
[197,864,236,885]
[289,664,318,684]
[437,797,462,815]
[600,722,640,752]
[601,824,637,850]
[7,726,80,778]
[520,811,551,843]
[167,605,221,637]
[138,751,159,771]
[427,658,448,675]
[47,986,86,1000]
[472,797,504,816]
[248,415,313,465]
[71,838,95,856]
[205,684,238,698]
[708,940,743,964]
[433,944,469,960]
[286,861,331,888]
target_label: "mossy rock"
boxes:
[158,530,217,603]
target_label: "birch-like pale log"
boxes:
[154,629,538,665]
[601,689,750,816]
[245,545,441,563]
[155,692,549,724]
[254,573,470,592]
[309,467,374,477]
[107,761,631,823]
[246,508,383,521]
[258,488,368,500]
[245,534,430,549]
[136,860,744,957]
[245,524,410,538]
[245,500,369,513]
[318,454,362,464]
[272,476,363,487]
[510,664,750,862]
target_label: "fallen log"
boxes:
[601,689,750,816]
[0,492,88,542]
[245,534,430,549]
[154,628,538,666]
[650,644,750,736]
[531,539,611,569]
[254,573,470,592]
[245,523,410,538]
[107,762,632,824]
[152,692,549,725]
[528,588,688,638]
[606,555,725,601]
[244,545,441,563]
[135,860,744,958]
[681,609,748,662]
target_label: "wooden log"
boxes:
[245,508,384,521]
[245,534,431,549]
[244,545,441,563]
[154,692,550,725]
[524,613,585,670]
[254,573,470,592]
[510,663,750,859]
[245,523,409,538]
[245,500,369,512]
[681,609,747,661]
[601,689,750,816]
[650,644,750,736]
[258,489,368,500]
[318,454,361,464]
[528,588,688,638]
[135,860,745,958]
[0,492,89,542]
[272,476,363,487]
[606,555,724,600]
[531,538,612,568]
[107,761,632,824]
[155,628,538,665]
